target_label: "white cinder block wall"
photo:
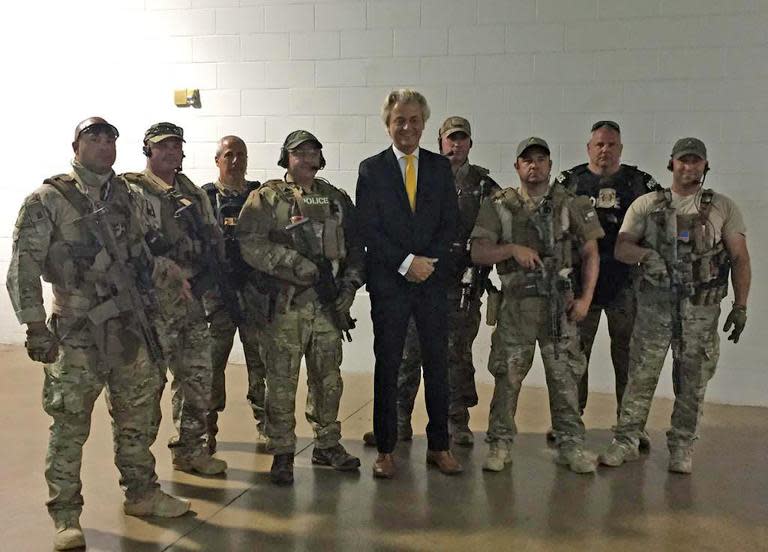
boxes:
[0,0,766,406]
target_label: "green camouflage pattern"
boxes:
[614,288,720,450]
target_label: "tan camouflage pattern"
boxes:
[207,309,266,450]
[124,170,216,461]
[260,301,343,454]
[6,165,163,522]
[486,295,586,447]
[614,288,720,450]
[236,176,364,455]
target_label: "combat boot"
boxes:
[53,518,85,551]
[668,447,693,474]
[598,439,640,467]
[397,421,413,442]
[270,453,294,486]
[450,416,474,446]
[362,431,377,447]
[124,489,190,518]
[638,430,651,451]
[311,444,361,471]
[482,441,513,472]
[173,453,228,475]
[556,445,597,474]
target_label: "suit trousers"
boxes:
[371,281,450,453]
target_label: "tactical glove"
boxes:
[335,285,356,314]
[723,304,747,344]
[25,324,59,363]
[293,256,318,284]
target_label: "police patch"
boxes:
[596,188,619,209]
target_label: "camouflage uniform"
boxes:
[124,169,218,462]
[555,164,660,415]
[471,184,604,450]
[6,164,164,523]
[202,180,267,450]
[612,188,744,452]
[236,175,364,455]
[396,162,500,434]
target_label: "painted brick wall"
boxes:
[0,0,766,405]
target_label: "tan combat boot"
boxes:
[668,447,693,474]
[173,453,228,475]
[124,489,190,518]
[598,439,640,467]
[482,441,513,472]
[53,518,85,551]
[557,445,597,474]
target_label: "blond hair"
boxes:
[381,88,431,126]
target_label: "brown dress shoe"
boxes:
[372,453,396,479]
[426,450,463,475]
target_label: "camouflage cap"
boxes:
[74,117,119,142]
[591,120,621,133]
[516,136,550,158]
[439,116,471,138]
[283,129,322,150]
[144,122,185,144]
[671,137,707,160]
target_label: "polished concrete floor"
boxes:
[1,342,767,552]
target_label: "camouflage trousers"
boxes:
[397,287,481,431]
[207,308,266,452]
[157,298,213,461]
[486,294,587,447]
[577,285,636,417]
[260,300,343,455]
[43,314,163,522]
[614,287,720,451]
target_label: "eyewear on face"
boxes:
[290,149,321,157]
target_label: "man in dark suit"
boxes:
[356,89,462,478]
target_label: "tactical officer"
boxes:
[237,130,365,485]
[202,136,266,452]
[7,118,190,551]
[123,122,227,476]
[362,116,500,448]
[554,121,660,446]
[471,137,604,474]
[599,138,750,474]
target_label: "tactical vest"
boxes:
[265,178,347,262]
[43,174,144,313]
[643,188,730,305]
[203,180,260,268]
[456,164,499,245]
[492,186,573,291]
[123,172,211,270]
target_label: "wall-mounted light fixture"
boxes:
[174,88,201,108]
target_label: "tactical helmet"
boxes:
[278,130,325,169]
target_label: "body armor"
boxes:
[643,189,730,305]
[557,163,659,305]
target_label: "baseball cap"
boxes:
[283,130,323,151]
[74,117,119,142]
[439,116,472,139]
[144,122,185,144]
[516,137,550,158]
[671,137,707,160]
[591,120,621,133]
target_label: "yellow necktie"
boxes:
[405,154,416,212]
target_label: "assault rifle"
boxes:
[284,218,356,341]
[171,193,245,324]
[530,194,573,359]
[76,205,164,365]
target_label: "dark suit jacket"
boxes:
[355,146,458,296]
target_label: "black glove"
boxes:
[25,325,59,363]
[723,304,747,344]
[335,285,356,314]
